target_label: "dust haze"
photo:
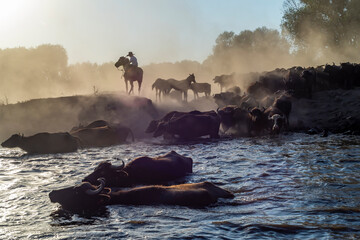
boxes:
[1,4,360,141]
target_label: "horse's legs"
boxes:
[184,91,187,102]
[125,79,128,93]
[138,81,142,95]
[129,81,134,95]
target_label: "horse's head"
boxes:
[187,73,196,83]
[115,56,130,68]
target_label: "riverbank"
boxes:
[1,88,359,142]
[290,88,360,135]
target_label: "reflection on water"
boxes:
[0,133,359,239]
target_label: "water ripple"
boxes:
[0,133,359,239]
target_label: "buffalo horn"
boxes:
[112,159,125,170]
[85,178,105,195]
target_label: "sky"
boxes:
[0,0,285,66]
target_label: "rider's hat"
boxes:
[127,52,134,56]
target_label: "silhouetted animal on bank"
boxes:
[115,56,143,94]
[152,78,172,101]
[49,178,234,211]
[213,74,235,92]
[82,151,192,187]
[167,74,196,101]
[1,132,78,154]
[190,82,211,99]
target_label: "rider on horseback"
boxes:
[127,52,138,67]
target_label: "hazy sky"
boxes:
[0,0,284,65]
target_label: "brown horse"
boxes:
[115,56,144,94]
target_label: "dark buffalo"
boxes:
[153,111,220,139]
[70,121,134,148]
[145,111,191,134]
[324,64,343,90]
[264,95,292,135]
[82,151,193,187]
[1,132,78,154]
[284,68,312,99]
[247,69,287,98]
[213,92,242,108]
[70,120,109,133]
[340,62,356,89]
[49,178,234,211]
[217,105,251,136]
[146,110,217,136]
[248,107,268,136]
[272,94,292,128]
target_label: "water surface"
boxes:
[1,133,359,239]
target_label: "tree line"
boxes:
[1,0,359,103]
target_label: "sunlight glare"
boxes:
[0,0,37,30]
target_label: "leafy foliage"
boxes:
[281,0,360,61]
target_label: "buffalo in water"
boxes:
[1,132,79,154]
[70,120,134,148]
[263,93,292,134]
[148,111,220,140]
[217,106,252,136]
[82,151,193,187]
[49,178,234,212]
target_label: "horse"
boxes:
[152,78,172,102]
[167,74,196,102]
[190,82,211,99]
[115,56,144,94]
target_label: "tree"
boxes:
[281,0,360,62]
[204,27,291,74]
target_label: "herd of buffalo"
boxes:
[2,62,360,212]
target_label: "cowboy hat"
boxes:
[127,52,134,56]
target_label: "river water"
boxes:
[0,133,359,239]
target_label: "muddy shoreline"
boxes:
[0,88,359,142]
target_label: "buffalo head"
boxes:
[49,178,110,211]
[145,120,159,133]
[268,114,285,134]
[153,122,167,137]
[82,161,128,186]
[1,134,22,148]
